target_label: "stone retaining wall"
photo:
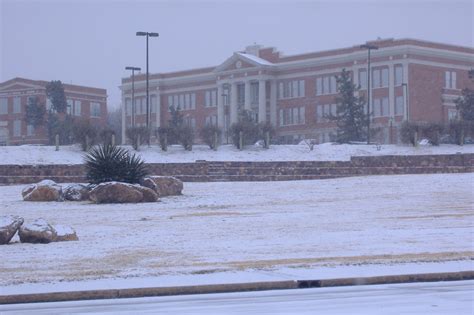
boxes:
[0,154,472,185]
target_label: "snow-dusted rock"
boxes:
[141,176,183,197]
[63,183,90,201]
[53,224,78,242]
[89,182,157,203]
[22,180,63,202]
[18,218,57,244]
[0,215,24,245]
[132,185,159,202]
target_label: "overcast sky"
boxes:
[1,0,472,108]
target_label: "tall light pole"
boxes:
[136,31,159,132]
[125,66,141,128]
[360,43,378,144]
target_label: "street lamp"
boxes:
[360,43,378,144]
[125,66,141,127]
[136,31,159,132]
[401,83,409,121]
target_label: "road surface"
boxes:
[1,280,473,314]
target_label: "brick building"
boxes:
[120,38,474,144]
[0,78,107,145]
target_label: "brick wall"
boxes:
[0,154,472,185]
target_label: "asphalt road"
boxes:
[1,281,473,314]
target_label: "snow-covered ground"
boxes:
[1,173,472,294]
[0,143,472,165]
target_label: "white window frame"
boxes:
[13,97,21,114]
[0,98,8,114]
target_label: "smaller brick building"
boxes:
[0,78,107,145]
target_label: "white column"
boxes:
[217,84,224,129]
[155,89,161,128]
[258,79,266,123]
[121,91,126,144]
[230,82,238,124]
[388,64,395,120]
[244,80,251,111]
[270,79,277,126]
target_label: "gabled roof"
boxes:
[213,52,275,72]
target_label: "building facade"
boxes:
[0,78,107,145]
[120,38,474,144]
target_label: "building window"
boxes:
[445,71,457,89]
[46,99,52,111]
[66,99,73,115]
[373,97,389,117]
[316,75,337,95]
[74,100,81,116]
[13,120,21,136]
[150,95,157,113]
[191,93,196,109]
[27,124,34,136]
[395,65,403,86]
[448,109,458,120]
[381,68,389,87]
[250,82,259,104]
[184,117,196,129]
[395,96,404,116]
[205,115,217,126]
[279,106,305,126]
[359,69,367,89]
[90,102,101,118]
[316,103,337,122]
[0,98,7,114]
[205,90,217,107]
[13,97,21,114]
[279,80,305,99]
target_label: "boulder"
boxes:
[0,215,24,245]
[132,185,159,202]
[141,176,183,197]
[64,184,90,201]
[19,218,57,244]
[53,225,79,242]
[22,180,63,202]
[89,182,144,203]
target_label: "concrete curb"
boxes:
[1,271,473,305]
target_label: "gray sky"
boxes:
[1,0,473,109]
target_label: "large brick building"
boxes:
[0,78,107,145]
[120,38,474,144]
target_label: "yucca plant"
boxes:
[84,145,148,184]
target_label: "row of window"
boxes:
[125,96,158,115]
[167,93,197,110]
[205,90,217,107]
[9,120,35,137]
[278,80,305,99]
[279,107,305,126]
[0,97,101,117]
[445,71,457,89]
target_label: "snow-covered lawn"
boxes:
[1,173,472,294]
[0,143,472,165]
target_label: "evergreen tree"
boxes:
[167,105,184,144]
[46,80,67,113]
[24,96,46,128]
[455,88,474,121]
[327,68,368,143]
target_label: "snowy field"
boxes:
[0,143,472,165]
[1,173,472,294]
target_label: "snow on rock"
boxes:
[18,218,57,244]
[53,224,78,242]
[63,184,90,201]
[0,215,24,245]
[89,182,158,204]
[141,176,183,197]
[22,180,63,202]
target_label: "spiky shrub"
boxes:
[84,145,148,184]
